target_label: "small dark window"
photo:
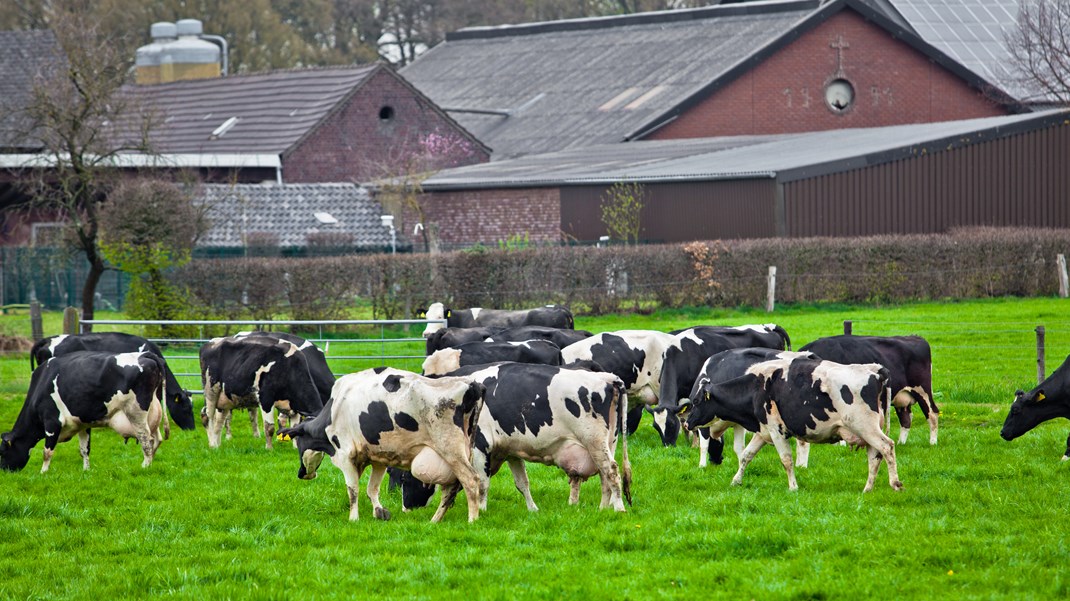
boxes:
[379,106,395,121]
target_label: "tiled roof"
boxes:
[422,110,1069,188]
[401,1,822,160]
[129,64,380,155]
[197,183,392,249]
[0,29,61,150]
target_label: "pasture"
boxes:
[0,297,1068,600]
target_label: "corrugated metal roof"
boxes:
[422,110,1069,189]
[130,64,380,155]
[0,29,61,150]
[198,183,391,248]
[401,1,821,160]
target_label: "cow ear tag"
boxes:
[446,310,452,318]
[1036,392,1046,402]
[705,391,711,400]
[277,433,291,442]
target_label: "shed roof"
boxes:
[401,0,1021,161]
[0,29,61,150]
[421,109,1070,189]
[198,183,391,249]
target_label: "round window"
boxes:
[825,79,855,113]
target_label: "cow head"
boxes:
[646,405,682,446]
[0,431,31,472]
[421,303,450,338]
[168,388,197,431]
[1001,387,1060,442]
[422,348,461,376]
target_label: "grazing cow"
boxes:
[422,340,563,375]
[561,330,676,434]
[800,335,937,445]
[650,325,792,446]
[1001,353,1070,460]
[441,362,631,513]
[280,368,486,522]
[29,332,195,434]
[426,327,501,355]
[686,352,902,492]
[682,348,816,469]
[199,335,325,449]
[486,326,593,349]
[421,303,574,337]
[1,350,166,472]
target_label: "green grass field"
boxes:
[1,298,1068,600]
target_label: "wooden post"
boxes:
[844,320,853,335]
[30,301,43,342]
[63,306,79,335]
[1036,325,1046,385]
[1058,254,1069,298]
[766,266,776,312]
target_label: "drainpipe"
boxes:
[199,33,228,76]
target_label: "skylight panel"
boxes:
[210,116,239,139]
[598,88,640,111]
[624,85,666,110]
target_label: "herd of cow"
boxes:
[2,302,1068,523]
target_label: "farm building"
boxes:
[400,0,1026,161]
[417,109,1070,245]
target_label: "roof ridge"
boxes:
[132,62,381,91]
[446,0,821,41]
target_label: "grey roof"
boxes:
[422,109,1069,189]
[401,0,822,160]
[198,183,391,248]
[0,29,61,150]
[882,0,1030,100]
[130,64,380,155]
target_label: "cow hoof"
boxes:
[891,481,904,491]
[374,507,392,521]
[1062,455,1069,462]
[730,477,742,487]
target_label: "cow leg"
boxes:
[626,404,644,435]
[437,453,483,522]
[261,407,275,450]
[367,465,391,521]
[731,435,766,487]
[1064,433,1070,462]
[894,406,913,445]
[858,429,902,492]
[78,430,91,471]
[335,459,364,521]
[507,458,539,512]
[431,482,461,523]
[915,390,940,445]
[732,426,747,461]
[698,429,711,468]
[204,386,226,448]
[249,409,260,437]
[795,439,810,468]
[223,411,233,440]
[765,429,798,491]
[587,442,624,512]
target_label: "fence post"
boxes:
[844,320,853,335]
[30,301,43,342]
[1058,254,1069,298]
[63,306,80,335]
[1036,325,1045,385]
[766,266,776,312]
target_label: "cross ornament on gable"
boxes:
[830,35,850,76]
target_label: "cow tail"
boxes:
[617,380,632,506]
[148,353,171,440]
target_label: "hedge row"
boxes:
[169,227,1070,319]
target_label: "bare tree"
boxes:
[1005,0,1070,103]
[13,7,159,326]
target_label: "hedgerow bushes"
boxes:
[169,227,1070,318]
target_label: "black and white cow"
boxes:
[650,324,792,446]
[800,335,937,445]
[422,340,563,375]
[199,334,325,449]
[280,367,486,522]
[1,350,166,472]
[440,362,631,513]
[561,330,676,434]
[486,326,593,349]
[681,348,816,469]
[1002,353,1070,461]
[30,332,195,434]
[421,303,574,337]
[425,327,501,355]
[686,351,902,492]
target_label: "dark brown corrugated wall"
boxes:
[560,179,778,243]
[784,122,1070,237]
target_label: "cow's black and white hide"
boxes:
[422,340,563,375]
[30,332,195,434]
[425,327,501,355]
[800,335,937,445]
[561,330,676,434]
[1,350,166,472]
[199,335,325,449]
[486,326,594,349]
[686,352,902,492]
[1002,353,1070,461]
[421,303,574,337]
[280,367,486,522]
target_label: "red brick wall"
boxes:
[649,11,1008,140]
[421,188,562,246]
[284,68,490,183]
